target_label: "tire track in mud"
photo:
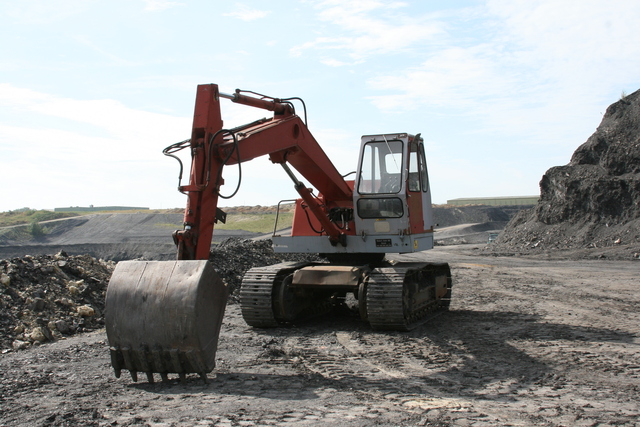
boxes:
[272,258,640,426]
[277,330,483,419]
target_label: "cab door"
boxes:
[406,136,434,233]
[353,134,409,237]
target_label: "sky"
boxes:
[1,0,640,212]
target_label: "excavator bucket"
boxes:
[105,260,228,383]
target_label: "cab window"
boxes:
[357,139,403,194]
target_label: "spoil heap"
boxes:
[0,252,114,352]
[492,89,640,259]
[209,238,320,301]
[0,239,317,351]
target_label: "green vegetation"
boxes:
[152,211,294,234]
[0,209,79,227]
[0,226,33,242]
[28,221,47,237]
[215,212,293,233]
[0,208,292,241]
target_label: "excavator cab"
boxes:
[353,133,435,253]
[271,132,436,255]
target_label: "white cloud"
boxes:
[291,0,444,60]
[0,84,188,148]
[485,0,640,84]
[223,3,270,22]
[0,84,343,210]
[73,35,139,66]
[320,58,346,67]
[320,58,364,67]
[367,45,508,110]
[2,0,88,24]
[0,85,193,210]
[364,0,640,147]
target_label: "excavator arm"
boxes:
[175,84,353,260]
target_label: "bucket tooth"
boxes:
[121,347,134,371]
[109,347,122,378]
[185,350,207,373]
[151,350,164,373]
[199,372,208,384]
[146,372,155,383]
[134,348,150,373]
[169,349,182,373]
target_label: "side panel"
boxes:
[408,138,436,233]
[272,233,433,254]
[419,141,436,231]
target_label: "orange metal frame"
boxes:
[174,84,355,260]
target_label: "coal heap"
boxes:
[492,89,640,259]
[209,238,320,300]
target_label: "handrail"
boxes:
[273,199,298,236]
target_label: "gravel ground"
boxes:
[1,245,638,427]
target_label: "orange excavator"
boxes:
[105,84,452,383]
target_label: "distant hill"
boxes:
[0,204,531,261]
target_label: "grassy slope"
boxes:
[1,209,293,236]
[0,210,81,242]
[0,210,79,227]
[215,212,293,233]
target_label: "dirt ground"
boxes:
[1,245,638,427]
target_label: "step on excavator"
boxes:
[105,84,452,383]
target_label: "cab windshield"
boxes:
[357,139,403,194]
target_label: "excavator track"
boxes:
[366,262,452,331]
[240,262,333,327]
[239,263,290,327]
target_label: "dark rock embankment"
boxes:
[0,251,114,352]
[490,89,640,260]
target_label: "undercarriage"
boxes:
[240,261,452,331]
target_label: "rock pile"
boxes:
[209,238,320,300]
[491,89,640,259]
[0,251,114,352]
[1,239,318,352]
